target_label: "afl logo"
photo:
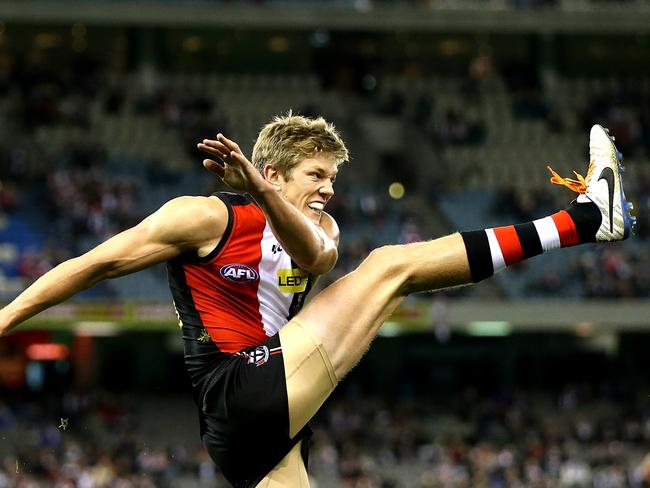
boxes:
[220,264,259,283]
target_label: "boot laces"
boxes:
[547,161,594,194]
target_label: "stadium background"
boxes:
[0,0,649,486]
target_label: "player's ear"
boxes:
[263,164,283,191]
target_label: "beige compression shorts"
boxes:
[279,318,339,438]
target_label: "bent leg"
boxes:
[256,441,309,487]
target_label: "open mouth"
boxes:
[307,202,325,214]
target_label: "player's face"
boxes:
[279,153,338,225]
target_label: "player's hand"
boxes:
[197,134,268,194]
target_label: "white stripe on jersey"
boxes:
[256,223,295,337]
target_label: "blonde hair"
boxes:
[252,112,349,178]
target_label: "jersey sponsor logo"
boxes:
[277,268,309,293]
[220,263,259,283]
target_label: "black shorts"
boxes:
[199,334,311,488]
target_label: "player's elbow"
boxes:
[73,254,115,284]
[299,248,338,276]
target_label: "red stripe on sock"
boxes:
[493,225,524,266]
[551,210,580,247]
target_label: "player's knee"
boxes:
[361,245,410,286]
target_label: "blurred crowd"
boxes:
[0,141,143,285]
[2,384,650,487]
[0,391,222,488]
[311,384,650,487]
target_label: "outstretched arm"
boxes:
[198,134,339,275]
[0,196,228,336]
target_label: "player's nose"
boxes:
[320,180,334,198]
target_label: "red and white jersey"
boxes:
[167,192,312,354]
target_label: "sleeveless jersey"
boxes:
[166,192,313,384]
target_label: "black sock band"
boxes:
[514,222,544,259]
[460,230,493,283]
[565,201,601,243]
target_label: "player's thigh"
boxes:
[279,246,410,436]
[255,441,309,488]
[292,249,407,379]
[280,319,338,439]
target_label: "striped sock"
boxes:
[460,201,601,282]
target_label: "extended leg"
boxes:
[280,125,636,440]
[275,124,636,483]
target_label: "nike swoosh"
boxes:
[598,167,615,233]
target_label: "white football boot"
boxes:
[548,124,636,242]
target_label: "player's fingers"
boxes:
[217,133,242,154]
[201,139,229,150]
[230,151,252,167]
[203,159,226,178]
[198,147,230,167]
[198,141,229,158]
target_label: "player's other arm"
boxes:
[0,196,227,336]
